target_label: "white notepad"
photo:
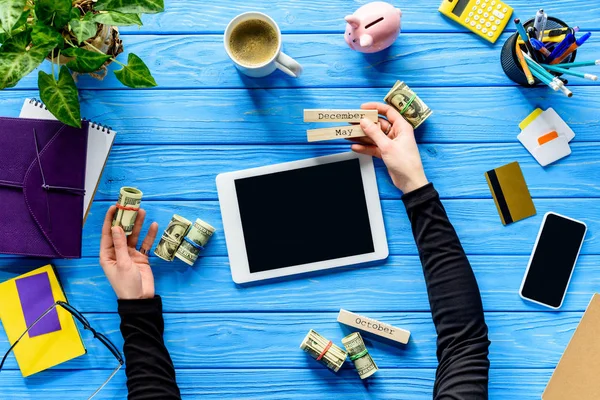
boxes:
[19,99,117,222]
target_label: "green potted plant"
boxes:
[0,0,164,127]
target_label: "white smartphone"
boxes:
[519,212,587,309]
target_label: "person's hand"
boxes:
[350,102,429,194]
[100,206,159,300]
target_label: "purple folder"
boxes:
[0,117,88,258]
[15,272,61,337]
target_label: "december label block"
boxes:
[337,309,410,345]
[304,109,378,123]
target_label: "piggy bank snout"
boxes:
[359,34,373,48]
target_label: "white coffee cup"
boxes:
[224,12,303,78]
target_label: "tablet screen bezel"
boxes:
[216,152,388,284]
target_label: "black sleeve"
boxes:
[402,183,490,400]
[118,296,181,400]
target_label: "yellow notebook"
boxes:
[0,265,86,377]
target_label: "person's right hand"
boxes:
[351,102,429,194]
[100,206,159,300]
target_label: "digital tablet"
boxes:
[216,152,388,284]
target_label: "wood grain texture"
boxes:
[1,89,599,144]
[0,255,598,313]
[2,197,593,259]
[84,144,600,201]
[119,0,600,34]
[8,33,600,90]
[0,368,553,399]
[0,311,584,370]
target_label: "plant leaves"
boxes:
[35,0,72,28]
[63,46,110,72]
[69,7,81,21]
[92,11,143,26]
[114,53,157,88]
[0,0,27,34]
[0,32,47,89]
[69,16,97,44]
[38,67,81,128]
[0,27,28,51]
[31,23,64,49]
[94,0,164,14]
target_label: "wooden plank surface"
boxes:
[119,1,600,34]
[8,33,600,90]
[1,89,599,144]
[0,369,553,399]
[1,254,599,313]
[0,311,584,370]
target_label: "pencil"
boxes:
[554,60,600,68]
[528,67,559,91]
[541,64,598,81]
[515,41,535,85]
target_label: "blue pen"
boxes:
[530,38,551,57]
[576,32,592,47]
[547,33,575,63]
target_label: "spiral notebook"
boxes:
[19,99,116,222]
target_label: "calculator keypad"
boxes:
[446,0,513,43]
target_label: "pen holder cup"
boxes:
[501,17,577,86]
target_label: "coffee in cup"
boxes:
[224,12,303,78]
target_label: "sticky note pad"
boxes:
[485,162,536,225]
[519,108,544,130]
[15,272,61,338]
[538,131,559,146]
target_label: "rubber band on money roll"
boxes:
[316,341,333,361]
[400,94,417,115]
[116,204,139,211]
[183,237,204,251]
[350,349,369,361]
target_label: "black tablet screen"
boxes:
[234,159,375,273]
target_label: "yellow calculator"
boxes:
[439,0,513,43]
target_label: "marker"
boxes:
[576,32,592,47]
[515,41,535,85]
[533,10,548,41]
[530,38,551,57]
[554,60,600,68]
[541,64,598,81]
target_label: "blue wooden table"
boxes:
[1,0,600,398]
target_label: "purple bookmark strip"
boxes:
[15,272,61,338]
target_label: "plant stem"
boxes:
[83,40,126,67]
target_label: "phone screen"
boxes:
[521,213,587,308]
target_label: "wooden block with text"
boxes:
[304,109,378,123]
[307,123,379,142]
[337,309,411,345]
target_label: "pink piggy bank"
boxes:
[345,1,402,53]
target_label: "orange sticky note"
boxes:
[538,131,559,146]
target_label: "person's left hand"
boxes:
[100,206,159,300]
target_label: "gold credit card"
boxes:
[485,161,536,225]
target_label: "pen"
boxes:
[550,42,578,65]
[530,38,551,57]
[541,64,598,81]
[515,41,535,85]
[527,27,541,62]
[546,33,575,63]
[576,32,592,47]
[533,9,547,41]
[554,60,600,68]
[515,19,538,61]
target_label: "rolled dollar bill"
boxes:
[300,329,347,372]
[154,214,192,262]
[175,218,216,266]
[342,332,378,379]
[112,187,143,236]
[384,80,433,129]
